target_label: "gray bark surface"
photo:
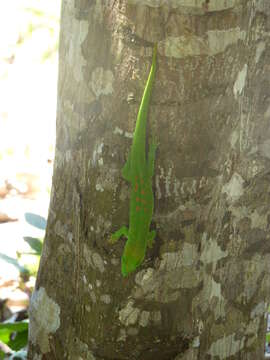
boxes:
[28,1,270,359]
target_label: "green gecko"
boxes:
[109,44,158,277]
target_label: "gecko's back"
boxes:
[110,45,158,277]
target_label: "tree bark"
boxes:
[28,1,270,359]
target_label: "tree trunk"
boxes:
[28,1,270,359]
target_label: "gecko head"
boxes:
[121,254,142,277]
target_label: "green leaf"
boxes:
[24,213,47,230]
[0,328,10,344]
[0,322,28,352]
[8,329,28,351]
[0,322,28,332]
[0,254,29,275]
[23,237,43,255]
[0,349,5,359]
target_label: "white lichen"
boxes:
[124,131,133,139]
[134,253,201,302]
[162,35,207,59]
[255,41,265,64]
[233,64,248,98]
[155,174,162,200]
[65,150,72,162]
[193,273,226,320]
[54,220,69,240]
[182,243,197,266]
[157,165,173,198]
[264,105,270,120]
[200,234,228,265]
[67,19,90,85]
[111,258,119,266]
[210,277,222,300]
[67,232,73,243]
[192,336,200,348]
[83,246,105,273]
[93,1,104,24]
[113,126,124,135]
[126,0,236,12]
[90,67,114,98]
[135,267,155,286]
[95,170,118,193]
[95,183,104,192]
[29,287,60,353]
[159,252,183,271]
[161,27,244,59]
[119,300,140,326]
[100,294,111,304]
[92,142,104,166]
[250,209,267,229]
[91,252,105,273]
[139,311,150,327]
[173,178,181,197]
[72,337,96,360]
[83,244,94,268]
[250,301,266,319]
[230,130,239,149]
[259,139,270,159]
[207,333,245,359]
[207,28,245,55]
[222,172,244,201]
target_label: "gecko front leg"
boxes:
[109,226,129,244]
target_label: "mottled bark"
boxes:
[28,1,270,359]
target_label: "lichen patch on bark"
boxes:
[28,287,60,354]
[233,64,248,98]
[119,300,140,326]
[200,233,228,265]
[90,67,114,98]
[207,333,245,359]
[126,0,236,12]
[222,172,245,202]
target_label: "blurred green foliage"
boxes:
[0,321,28,355]
[0,212,46,357]
[0,213,46,280]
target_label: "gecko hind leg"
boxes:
[147,230,156,248]
[109,226,129,244]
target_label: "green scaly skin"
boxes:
[109,45,157,277]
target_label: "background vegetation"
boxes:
[0,0,60,358]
